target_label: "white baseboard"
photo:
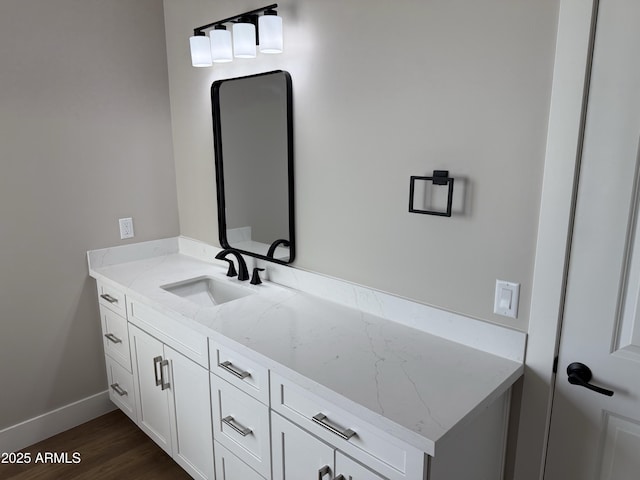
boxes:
[0,390,116,453]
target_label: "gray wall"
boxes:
[0,0,179,429]
[164,0,560,330]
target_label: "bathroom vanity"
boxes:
[88,237,525,480]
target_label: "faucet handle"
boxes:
[220,258,238,278]
[250,268,265,285]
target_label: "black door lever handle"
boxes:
[567,362,614,397]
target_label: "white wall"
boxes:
[164,0,560,330]
[0,0,179,430]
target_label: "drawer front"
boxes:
[214,442,265,480]
[270,373,425,480]
[129,299,208,368]
[336,451,386,480]
[100,306,131,372]
[211,374,271,479]
[97,280,127,318]
[105,355,137,423]
[210,340,269,405]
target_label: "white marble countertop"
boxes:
[88,237,524,457]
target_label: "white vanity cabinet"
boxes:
[129,323,214,480]
[89,239,524,480]
[96,280,137,423]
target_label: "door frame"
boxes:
[511,1,598,479]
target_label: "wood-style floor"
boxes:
[0,410,192,480]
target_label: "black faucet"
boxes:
[215,249,249,281]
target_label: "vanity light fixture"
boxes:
[189,32,213,67]
[210,25,233,63]
[189,4,283,68]
[258,9,283,53]
[233,17,257,58]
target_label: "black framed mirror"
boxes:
[212,70,295,264]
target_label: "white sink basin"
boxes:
[161,276,255,307]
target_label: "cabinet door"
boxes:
[272,412,335,480]
[130,325,173,455]
[166,345,214,480]
[336,452,385,480]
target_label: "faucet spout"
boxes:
[215,249,250,281]
[266,238,290,258]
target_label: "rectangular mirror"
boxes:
[211,70,295,264]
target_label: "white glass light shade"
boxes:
[189,35,212,67]
[258,15,283,53]
[233,22,256,58]
[210,29,233,63]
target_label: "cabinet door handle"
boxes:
[219,360,251,379]
[104,333,122,344]
[100,293,118,304]
[332,476,346,480]
[318,465,331,480]
[312,413,356,441]
[160,359,170,390]
[153,356,162,386]
[110,383,128,396]
[221,415,252,436]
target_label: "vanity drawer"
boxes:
[97,280,127,318]
[214,442,265,480]
[210,340,269,405]
[105,356,137,423]
[100,306,131,372]
[211,374,271,479]
[270,372,424,480]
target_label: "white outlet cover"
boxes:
[119,217,134,239]
[494,280,520,319]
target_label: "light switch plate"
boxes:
[119,217,134,239]
[494,280,520,318]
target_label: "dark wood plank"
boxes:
[0,410,192,480]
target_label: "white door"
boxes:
[545,0,640,478]
[271,412,335,479]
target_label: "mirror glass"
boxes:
[212,70,294,264]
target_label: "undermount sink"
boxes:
[161,276,255,307]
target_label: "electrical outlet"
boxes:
[119,217,134,239]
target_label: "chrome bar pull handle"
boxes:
[153,356,162,386]
[100,293,118,304]
[318,465,331,480]
[312,413,356,441]
[104,333,122,344]
[110,383,128,397]
[221,415,252,436]
[219,360,251,379]
[160,359,170,390]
